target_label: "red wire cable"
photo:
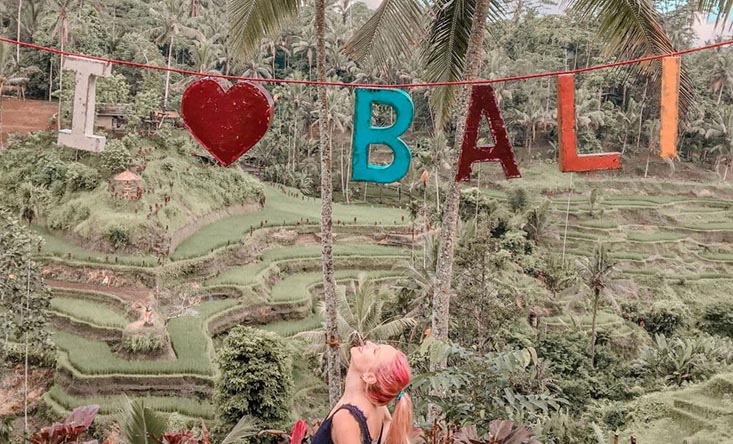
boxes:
[2,36,733,88]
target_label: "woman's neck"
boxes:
[340,368,376,407]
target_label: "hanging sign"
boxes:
[456,85,520,181]
[57,56,113,153]
[351,88,414,183]
[181,79,274,167]
[660,56,681,159]
[557,74,621,172]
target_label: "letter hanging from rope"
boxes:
[557,74,622,173]
[180,79,274,167]
[660,56,681,159]
[351,88,414,184]
[456,85,520,181]
[57,56,112,153]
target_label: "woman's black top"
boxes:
[311,404,383,444]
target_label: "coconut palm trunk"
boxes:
[164,34,174,110]
[16,0,22,62]
[432,0,493,367]
[315,0,341,407]
[589,287,600,365]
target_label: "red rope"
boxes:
[2,36,733,88]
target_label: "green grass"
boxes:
[172,184,408,260]
[45,384,215,419]
[577,219,618,229]
[34,226,157,267]
[54,299,238,376]
[270,270,403,303]
[49,297,130,329]
[209,244,407,287]
[626,232,687,242]
[261,314,324,336]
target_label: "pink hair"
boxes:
[367,350,413,444]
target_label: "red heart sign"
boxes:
[181,79,274,167]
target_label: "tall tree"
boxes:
[228,0,343,407]
[0,209,52,434]
[151,0,203,109]
[576,242,615,364]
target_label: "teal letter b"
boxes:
[351,88,414,183]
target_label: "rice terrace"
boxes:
[3,0,733,443]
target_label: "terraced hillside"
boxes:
[34,162,733,435]
[38,183,412,420]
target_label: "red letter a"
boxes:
[456,85,520,181]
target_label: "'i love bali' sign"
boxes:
[57,55,682,183]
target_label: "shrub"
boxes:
[700,302,733,338]
[633,334,733,386]
[100,140,132,174]
[107,225,131,249]
[640,301,688,337]
[507,187,530,213]
[47,203,91,230]
[65,163,100,192]
[214,326,293,432]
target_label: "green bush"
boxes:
[47,203,91,230]
[641,301,688,337]
[507,187,530,213]
[100,140,132,174]
[214,326,293,431]
[65,163,100,192]
[700,302,733,338]
[107,225,131,249]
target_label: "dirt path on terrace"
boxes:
[47,280,150,303]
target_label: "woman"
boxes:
[312,341,413,444]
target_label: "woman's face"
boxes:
[350,341,399,374]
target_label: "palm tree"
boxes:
[705,106,733,180]
[228,0,342,407]
[710,53,733,106]
[295,274,416,356]
[150,0,203,109]
[576,242,615,364]
[48,0,77,129]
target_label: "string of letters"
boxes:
[1,36,729,182]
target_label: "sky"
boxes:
[356,0,727,44]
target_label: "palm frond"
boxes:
[569,0,694,115]
[424,0,504,129]
[369,317,417,340]
[229,0,302,59]
[696,0,733,28]
[343,0,426,67]
[119,398,166,444]
[221,415,263,444]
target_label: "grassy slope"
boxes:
[171,183,408,259]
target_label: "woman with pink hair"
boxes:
[311,341,413,444]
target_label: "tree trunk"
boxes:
[434,167,440,214]
[432,0,493,365]
[24,260,30,435]
[718,85,724,106]
[315,0,341,408]
[589,288,600,366]
[164,34,174,110]
[16,0,23,63]
[57,38,64,131]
